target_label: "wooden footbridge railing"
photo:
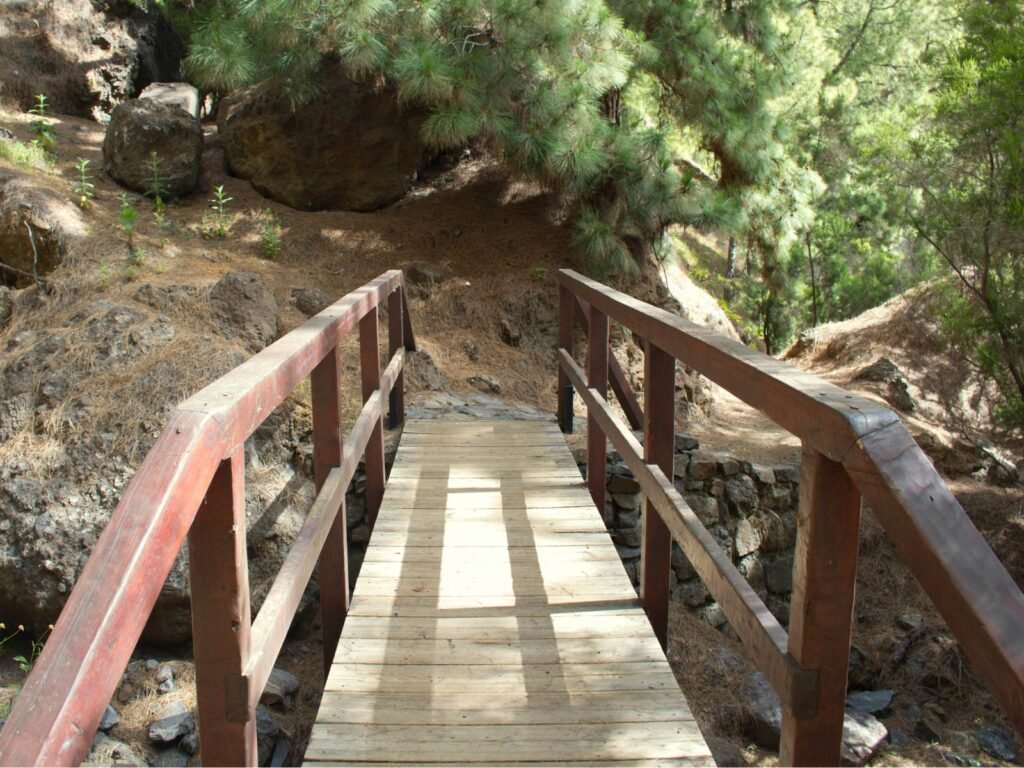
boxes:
[0,270,415,766]
[1,267,1022,767]
[556,268,1024,766]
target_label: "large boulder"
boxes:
[103,99,203,199]
[140,82,201,119]
[218,66,429,211]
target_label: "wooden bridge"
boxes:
[1,269,1023,767]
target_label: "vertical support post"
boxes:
[312,347,349,677]
[189,448,257,767]
[388,287,405,430]
[642,342,674,649]
[360,305,386,530]
[780,447,862,766]
[558,285,574,434]
[586,306,608,512]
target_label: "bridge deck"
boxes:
[304,419,713,767]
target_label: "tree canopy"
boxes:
[179,0,1024,429]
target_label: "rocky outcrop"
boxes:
[103,99,203,199]
[0,0,182,120]
[218,65,429,211]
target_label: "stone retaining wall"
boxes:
[584,435,802,631]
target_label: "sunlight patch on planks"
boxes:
[304,419,713,767]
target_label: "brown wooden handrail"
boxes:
[0,270,416,767]
[556,268,1024,766]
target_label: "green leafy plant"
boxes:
[28,93,56,155]
[12,623,53,674]
[259,208,281,258]
[145,151,167,212]
[0,136,49,169]
[201,184,233,239]
[117,192,139,252]
[529,265,548,282]
[72,157,95,208]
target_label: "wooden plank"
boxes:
[0,411,225,766]
[189,449,257,766]
[387,284,405,428]
[352,576,638,598]
[312,347,348,677]
[575,294,645,431]
[339,612,654,640]
[305,723,709,762]
[642,342,673,650]
[360,545,622,564]
[587,306,609,513]
[359,305,386,529]
[306,761,709,767]
[780,449,861,766]
[354,559,632,583]
[324,662,682,694]
[558,283,575,433]
[346,594,643,617]
[364,529,617,548]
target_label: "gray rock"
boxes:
[256,705,281,766]
[974,726,1017,762]
[86,733,148,767]
[674,435,699,452]
[726,476,758,516]
[672,454,690,480]
[180,731,198,755]
[261,667,300,707]
[734,519,761,558]
[151,747,190,767]
[685,495,719,526]
[615,508,640,529]
[148,700,194,743]
[773,465,800,483]
[462,339,479,361]
[612,491,642,511]
[613,525,642,548]
[745,673,887,764]
[896,612,923,631]
[270,736,290,767]
[704,734,747,767]
[209,272,279,353]
[689,452,718,480]
[765,556,794,594]
[0,287,12,330]
[678,580,709,608]
[671,543,696,581]
[99,704,120,732]
[698,602,727,628]
[841,708,889,766]
[468,374,502,394]
[717,454,740,476]
[749,464,776,484]
[219,62,428,212]
[103,99,203,199]
[607,473,641,495]
[406,264,445,288]
[140,82,201,118]
[846,689,894,715]
[737,553,763,590]
[744,672,783,747]
[291,287,333,316]
[499,317,521,347]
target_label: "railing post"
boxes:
[642,342,673,649]
[388,287,405,429]
[311,347,349,676]
[189,447,257,767]
[558,285,574,434]
[780,447,861,766]
[360,305,386,530]
[586,306,608,512]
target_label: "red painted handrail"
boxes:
[0,270,415,766]
[557,268,1024,765]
